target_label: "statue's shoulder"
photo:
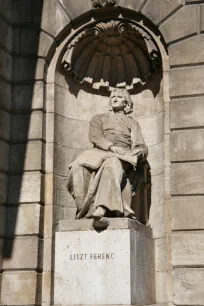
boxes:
[127,115,138,126]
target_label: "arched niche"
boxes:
[45,7,169,303]
[51,11,167,232]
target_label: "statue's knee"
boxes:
[105,156,121,167]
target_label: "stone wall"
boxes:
[0,0,204,306]
[0,1,12,298]
[0,1,45,305]
[0,1,70,305]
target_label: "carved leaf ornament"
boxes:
[62,20,161,91]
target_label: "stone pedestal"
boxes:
[54,219,155,306]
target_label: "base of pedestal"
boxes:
[54,219,155,306]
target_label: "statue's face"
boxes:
[110,91,126,112]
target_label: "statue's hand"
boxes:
[132,148,146,160]
[110,146,126,155]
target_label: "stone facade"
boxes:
[0,1,204,306]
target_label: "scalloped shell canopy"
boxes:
[62,20,160,91]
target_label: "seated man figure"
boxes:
[67,89,148,220]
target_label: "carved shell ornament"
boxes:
[91,0,117,8]
[62,20,161,91]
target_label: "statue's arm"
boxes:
[89,114,113,151]
[131,120,148,159]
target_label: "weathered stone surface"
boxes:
[149,201,165,239]
[55,225,154,305]
[54,178,74,208]
[0,173,7,204]
[170,130,204,161]
[58,0,91,19]
[0,17,13,52]
[164,165,170,196]
[8,172,43,204]
[59,218,152,232]
[169,35,204,66]
[12,27,20,54]
[171,197,204,230]
[54,204,66,227]
[170,97,204,129]
[6,204,42,236]
[151,173,165,208]
[63,207,77,220]
[172,232,204,266]
[170,66,204,97]
[119,0,145,11]
[147,142,164,176]
[9,0,32,25]
[0,49,12,81]
[3,237,42,269]
[171,163,204,195]
[13,58,45,82]
[0,79,11,111]
[173,268,204,305]
[0,0,11,21]
[0,109,10,141]
[56,3,71,37]
[132,90,164,119]
[155,238,167,272]
[55,115,91,149]
[33,0,71,37]
[46,112,54,143]
[54,144,84,176]
[155,271,168,303]
[0,238,3,269]
[0,140,9,172]
[11,111,44,142]
[160,6,197,43]
[55,85,109,122]
[1,271,38,305]
[201,5,204,32]
[9,141,43,172]
[21,28,53,57]
[0,206,5,236]
[138,112,164,147]
[142,0,182,25]
[44,205,53,238]
[164,134,170,168]
[164,101,170,135]
[12,82,44,111]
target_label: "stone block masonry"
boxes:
[0,1,54,305]
[167,3,204,306]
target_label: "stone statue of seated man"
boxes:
[67,89,148,222]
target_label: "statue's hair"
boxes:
[109,88,133,114]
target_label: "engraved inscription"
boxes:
[70,253,115,260]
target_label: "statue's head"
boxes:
[109,89,133,114]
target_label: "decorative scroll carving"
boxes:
[91,0,117,8]
[62,20,161,91]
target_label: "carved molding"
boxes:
[62,20,161,91]
[91,0,117,8]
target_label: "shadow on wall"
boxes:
[3,0,44,258]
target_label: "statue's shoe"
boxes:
[92,206,107,218]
